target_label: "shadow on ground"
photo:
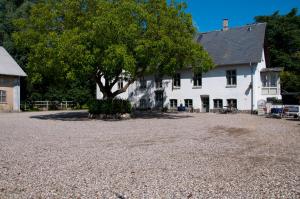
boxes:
[286,118,300,122]
[30,111,194,121]
[132,111,194,120]
[30,111,90,121]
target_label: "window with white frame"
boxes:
[173,73,181,87]
[213,99,223,109]
[0,90,7,103]
[226,70,237,86]
[155,77,163,88]
[117,78,123,89]
[170,99,178,108]
[261,73,277,87]
[139,77,147,89]
[184,99,193,108]
[227,99,237,108]
[193,73,202,87]
[139,99,147,109]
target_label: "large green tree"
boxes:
[0,0,34,65]
[255,8,300,93]
[1,0,94,104]
[13,0,213,100]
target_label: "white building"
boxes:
[97,22,282,112]
[0,46,27,111]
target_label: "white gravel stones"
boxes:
[0,111,299,198]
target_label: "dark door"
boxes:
[155,91,164,108]
[201,96,210,112]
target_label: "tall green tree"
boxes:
[13,0,213,100]
[255,8,300,93]
[0,0,34,63]
[0,0,37,101]
[1,0,94,104]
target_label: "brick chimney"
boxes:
[222,19,229,31]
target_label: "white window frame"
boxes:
[261,73,278,88]
[139,77,147,89]
[226,70,237,86]
[184,99,193,108]
[170,99,178,108]
[0,90,7,103]
[173,73,181,88]
[193,73,202,87]
[213,99,223,109]
[261,72,279,95]
[139,98,147,109]
[227,99,237,108]
[155,77,163,88]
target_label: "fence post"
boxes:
[46,101,49,110]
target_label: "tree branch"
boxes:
[109,71,123,90]
[111,78,135,98]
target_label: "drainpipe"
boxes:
[250,62,254,114]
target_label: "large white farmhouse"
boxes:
[97,22,282,112]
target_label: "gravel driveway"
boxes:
[0,111,299,198]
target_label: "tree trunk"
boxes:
[96,78,135,100]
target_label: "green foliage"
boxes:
[88,99,132,115]
[13,0,213,100]
[255,8,300,92]
[280,71,300,92]
[0,0,34,64]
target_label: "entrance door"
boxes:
[201,96,210,112]
[155,91,164,109]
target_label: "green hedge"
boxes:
[88,99,132,115]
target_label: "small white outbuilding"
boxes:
[0,46,27,111]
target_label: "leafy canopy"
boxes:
[13,0,213,99]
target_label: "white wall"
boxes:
[13,77,20,111]
[97,65,255,111]
[96,49,282,111]
[254,50,282,105]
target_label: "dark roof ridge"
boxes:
[198,22,267,35]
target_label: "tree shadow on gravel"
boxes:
[30,111,89,121]
[30,111,194,121]
[286,118,300,122]
[132,111,194,120]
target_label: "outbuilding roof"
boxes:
[260,67,283,72]
[197,23,266,66]
[0,46,27,77]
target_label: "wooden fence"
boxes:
[23,101,75,111]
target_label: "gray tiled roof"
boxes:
[0,47,27,76]
[197,23,266,66]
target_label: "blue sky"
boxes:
[180,0,300,32]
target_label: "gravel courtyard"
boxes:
[0,111,299,198]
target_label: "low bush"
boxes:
[88,99,132,115]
